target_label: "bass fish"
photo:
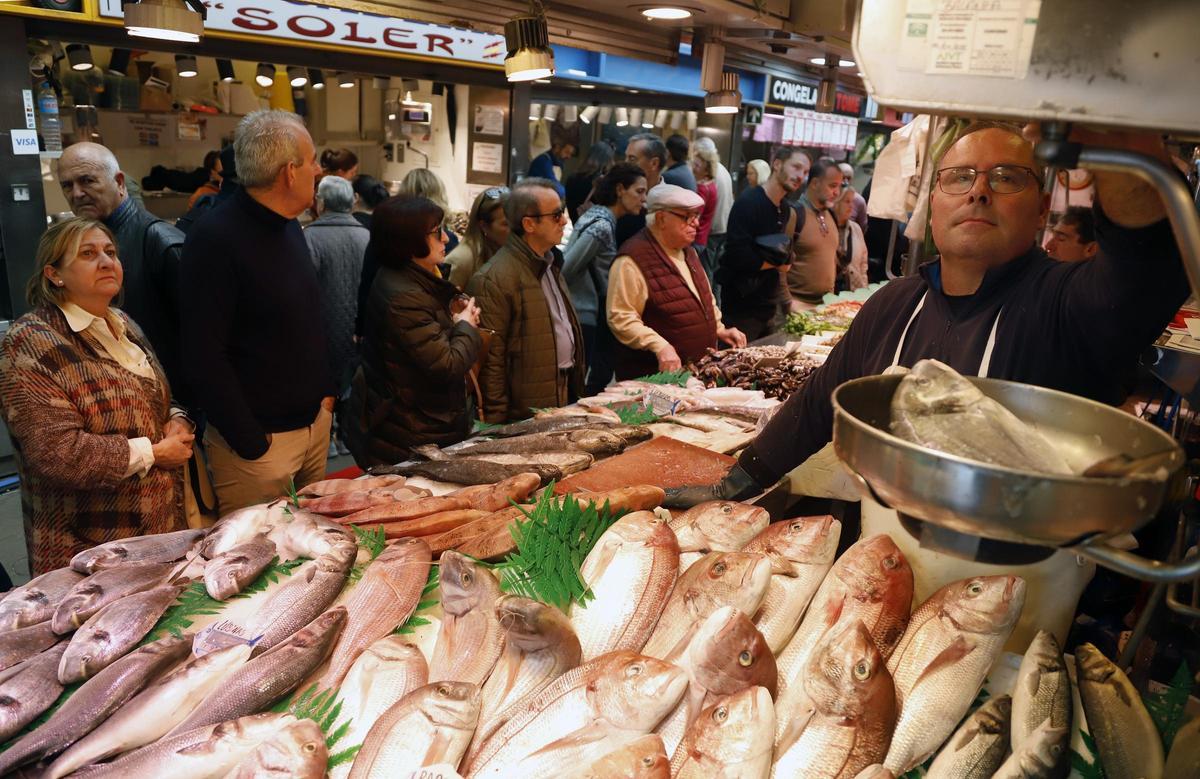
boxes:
[1011,630,1071,761]
[925,695,1012,779]
[1075,643,1164,779]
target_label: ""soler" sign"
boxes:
[98,0,505,64]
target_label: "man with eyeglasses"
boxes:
[788,157,845,311]
[667,122,1186,511]
[467,178,585,422]
[607,185,747,379]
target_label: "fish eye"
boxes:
[627,663,643,677]
[967,581,984,596]
[437,684,451,695]
[721,504,732,514]
[712,561,727,575]
[882,556,899,570]
[790,522,803,531]
[853,661,870,680]
[641,756,655,767]
[303,742,318,753]
[461,571,473,585]
[713,706,728,722]
[738,650,753,667]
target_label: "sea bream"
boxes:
[1074,642,1164,779]
[741,515,841,653]
[200,503,286,559]
[883,575,1026,774]
[1011,630,1071,762]
[70,527,207,573]
[51,561,177,633]
[640,551,772,663]
[925,695,1013,779]
[348,682,481,778]
[222,716,328,779]
[0,643,68,743]
[58,582,186,683]
[428,551,505,685]
[0,567,84,631]
[564,733,671,778]
[569,511,680,661]
[669,500,770,569]
[992,717,1069,779]
[0,620,60,672]
[203,535,279,601]
[672,686,775,779]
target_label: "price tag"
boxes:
[403,765,464,779]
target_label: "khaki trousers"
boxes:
[205,407,332,514]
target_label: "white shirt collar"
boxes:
[57,301,124,338]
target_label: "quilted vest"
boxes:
[614,228,718,380]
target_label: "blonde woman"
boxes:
[445,187,509,289]
[0,218,193,574]
[746,158,771,189]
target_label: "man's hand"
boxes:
[662,464,764,508]
[717,326,748,349]
[656,344,683,372]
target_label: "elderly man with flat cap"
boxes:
[607,184,747,379]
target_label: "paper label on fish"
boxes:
[193,618,256,657]
[403,765,464,779]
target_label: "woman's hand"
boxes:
[453,297,482,328]
[152,431,194,469]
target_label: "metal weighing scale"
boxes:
[837,0,1200,599]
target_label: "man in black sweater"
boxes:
[180,109,336,513]
[670,123,1187,505]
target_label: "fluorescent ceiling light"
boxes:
[124,0,205,43]
[840,59,855,67]
[642,7,691,20]
[579,83,595,89]
[533,78,552,84]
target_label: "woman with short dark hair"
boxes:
[561,162,647,395]
[346,196,483,465]
[320,148,359,180]
[350,174,390,230]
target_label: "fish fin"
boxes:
[579,538,618,585]
[526,723,608,757]
[1023,665,1042,698]
[770,556,800,577]
[912,635,976,690]
[773,700,817,759]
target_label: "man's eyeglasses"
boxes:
[664,210,702,226]
[528,206,566,221]
[935,165,1043,196]
[483,187,509,200]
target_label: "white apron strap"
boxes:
[977,306,1004,378]
[890,291,928,368]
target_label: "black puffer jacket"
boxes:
[349,262,482,466]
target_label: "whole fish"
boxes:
[774,534,912,712]
[669,500,770,569]
[298,475,405,497]
[451,473,543,513]
[890,359,1072,474]
[883,575,1027,774]
[742,515,841,653]
[70,527,207,573]
[925,695,1013,779]
[993,717,1068,779]
[475,595,582,748]
[0,633,190,775]
[535,405,621,422]
[1165,715,1200,779]
[640,551,772,662]
[58,582,185,683]
[569,511,680,661]
[348,681,480,778]
[333,636,428,779]
[486,416,618,438]
[51,561,176,634]
[1075,642,1164,779]
[0,620,60,671]
[0,568,84,631]
[169,608,348,736]
[853,767,895,779]
[449,428,626,458]
[672,686,775,779]
[0,643,68,742]
[463,651,689,778]
[428,552,504,684]
[1012,630,1072,757]
[772,620,897,779]
[201,503,283,559]
[299,490,399,517]
[66,712,298,779]
[266,506,356,560]
[204,535,279,600]
[371,459,563,485]
[222,716,328,779]
[311,537,432,690]
[564,734,670,779]
[45,643,254,779]
[654,607,777,757]
[244,540,355,652]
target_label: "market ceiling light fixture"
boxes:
[108,49,132,76]
[66,44,93,71]
[287,66,307,87]
[629,107,643,127]
[642,6,692,20]
[308,69,325,89]
[255,63,275,88]
[216,58,235,82]
[529,103,543,121]
[174,53,198,78]
[597,106,613,124]
[704,72,741,114]
[543,103,560,122]
[563,104,579,123]
[123,0,206,43]
[503,3,555,82]
[699,28,739,114]
[615,107,629,127]
[579,104,599,124]
[816,53,837,113]
[668,110,683,129]
[686,110,698,130]
[337,72,355,88]
[654,109,670,126]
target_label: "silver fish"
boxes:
[266,506,356,561]
[58,582,185,684]
[0,620,59,671]
[221,716,328,779]
[70,528,207,574]
[448,428,625,458]
[0,643,68,743]
[475,595,582,749]
[1012,630,1071,757]
[669,501,769,570]
[45,643,253,779]
[0,568,84,631]
[429,551,505,685]
[348,682,481,778]
[993,718,1069,779]
[67,712,299,779]
[1075,642,1164,779]
[926,695,1013,779]
[168,607,348,736]
[883,575,1026,774]
[671,686,775,779]
[204,535,279,601]
[244,540,355,653]
[51,561,177,634]
[201,503,283,559]
[0,633,191,775]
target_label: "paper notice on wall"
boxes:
[925,0,1041,78]
[472,141,504,174]
[127,116,169,147]
[781,116,795,145]
[473,104,505,136]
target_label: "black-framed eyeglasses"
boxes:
[527,206,566,221]
[483,186,509,200]
[427,225,445,237]
[935,165,1043,195]
[664,209,702,225]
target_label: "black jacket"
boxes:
[351,262,482,466]
[740,208,1189,487]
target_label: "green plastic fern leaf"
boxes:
[1145,661,1192,751]
[395,567,440,635]
[636,369,692,386]
[1070,728,1106,779]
